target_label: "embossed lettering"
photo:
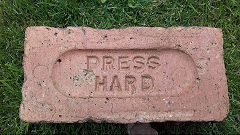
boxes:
[125,76,136,91]
[95,76,107,91]
[148,56,160,69]
[87,56,99,70]
[110,75,122,91]
[118,56,130,71]
[103,56,114,71]
[53,49,198,98]
[142,75,154,91]
[133,56,145,70]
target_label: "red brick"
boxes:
[20,27,229,123]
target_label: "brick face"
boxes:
[20,27,229,123]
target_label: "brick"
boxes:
[20,27,229,123]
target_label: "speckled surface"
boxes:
[20,26,229,123]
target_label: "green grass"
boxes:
[0,0,239,134]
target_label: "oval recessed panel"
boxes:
[52,49,198,98]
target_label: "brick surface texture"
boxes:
[20,27,229,123]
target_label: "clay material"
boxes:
[20,26,229,123]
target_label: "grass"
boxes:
[0,0,239,134]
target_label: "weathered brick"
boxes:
[20,27,229,123]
